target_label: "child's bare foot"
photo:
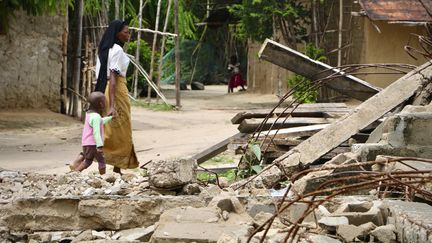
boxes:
[99,167,106,175]
[70,153,84,171]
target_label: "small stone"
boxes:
[82,188,96,197]
[116,225,155,241]
[71,230,93,243]
[208,195,245,214]
[91,230,107,239]
[218,177,229,188]
[104,174,118,184]
[358,222,376,234]
[304,234,342,243]
[222,211,229,221]
[50,232,63,241]
[217,233,239,243]
[121,173,137,183]
[370,224,396,243]
[182,183,201,195]
[206,217,220,223]
[337,224,363,242]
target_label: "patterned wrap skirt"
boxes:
[104,76,139,169]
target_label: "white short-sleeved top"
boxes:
[96,44,130,78]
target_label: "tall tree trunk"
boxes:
[133,0,143,98]
[174,0,180,108]
[147,0,163,101]
[156,0,173,103]
[114,0,120,19]
[72,0,84,117]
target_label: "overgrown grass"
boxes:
[131,100,175,111]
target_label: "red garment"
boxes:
[229,74,246,88]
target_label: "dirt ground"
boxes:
[0,85,282,174]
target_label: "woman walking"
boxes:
[95,20,139,174]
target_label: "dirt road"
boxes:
[0,85,281,174]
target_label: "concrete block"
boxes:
[318,216,349,232]
[382,200,432,243]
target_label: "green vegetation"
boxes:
[131,100,174,111]
[197,169,237,183]
[287,43,327,103]
[229,0,309,43]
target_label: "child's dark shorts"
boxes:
[82,145,106,169]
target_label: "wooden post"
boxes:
[337,0,343,66]
[174,0,180,108]
[72,0,84,117]
[156,0,173,103]
[60,13,68,114]
[147,0,163,101]
[133,0,143,98]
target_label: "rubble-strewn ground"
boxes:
[0,85,283,174]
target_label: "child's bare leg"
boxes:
[70,153,84,171]
[75,160,92,172]
[95,152,106,175]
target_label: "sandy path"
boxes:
[0,85,281,174]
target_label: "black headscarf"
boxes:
[95,20,127,93]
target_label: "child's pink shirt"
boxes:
[81,113,112,147]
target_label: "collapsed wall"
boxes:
[0,11,66,111]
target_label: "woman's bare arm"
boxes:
[108,71,117,116]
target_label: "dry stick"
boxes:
[132,0,144,98]
[147,0,163,102]
[156,0,173,104]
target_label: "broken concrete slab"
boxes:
[382,200,432,243]
[279,202,319,225]
[148,159,197,189]
[370,224,396,243]
[354,106,432,161]
[336,224,364,242]
[318,216,349,232]
[112,225,155,241]
[332,200,384,226]
[151,207,252,243]
[258,39,381,101]
[273,62,432,179]
[231,103,350,124]
[0,196,206,231]
[191,133,248,164]
[291,152,361,195]
[238,117,334,133]
[301,234,342,243]
[208,194,245,214]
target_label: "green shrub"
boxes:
[287,43,327,103]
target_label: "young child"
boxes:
[69,92,112,175]
[228,55,246,93]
